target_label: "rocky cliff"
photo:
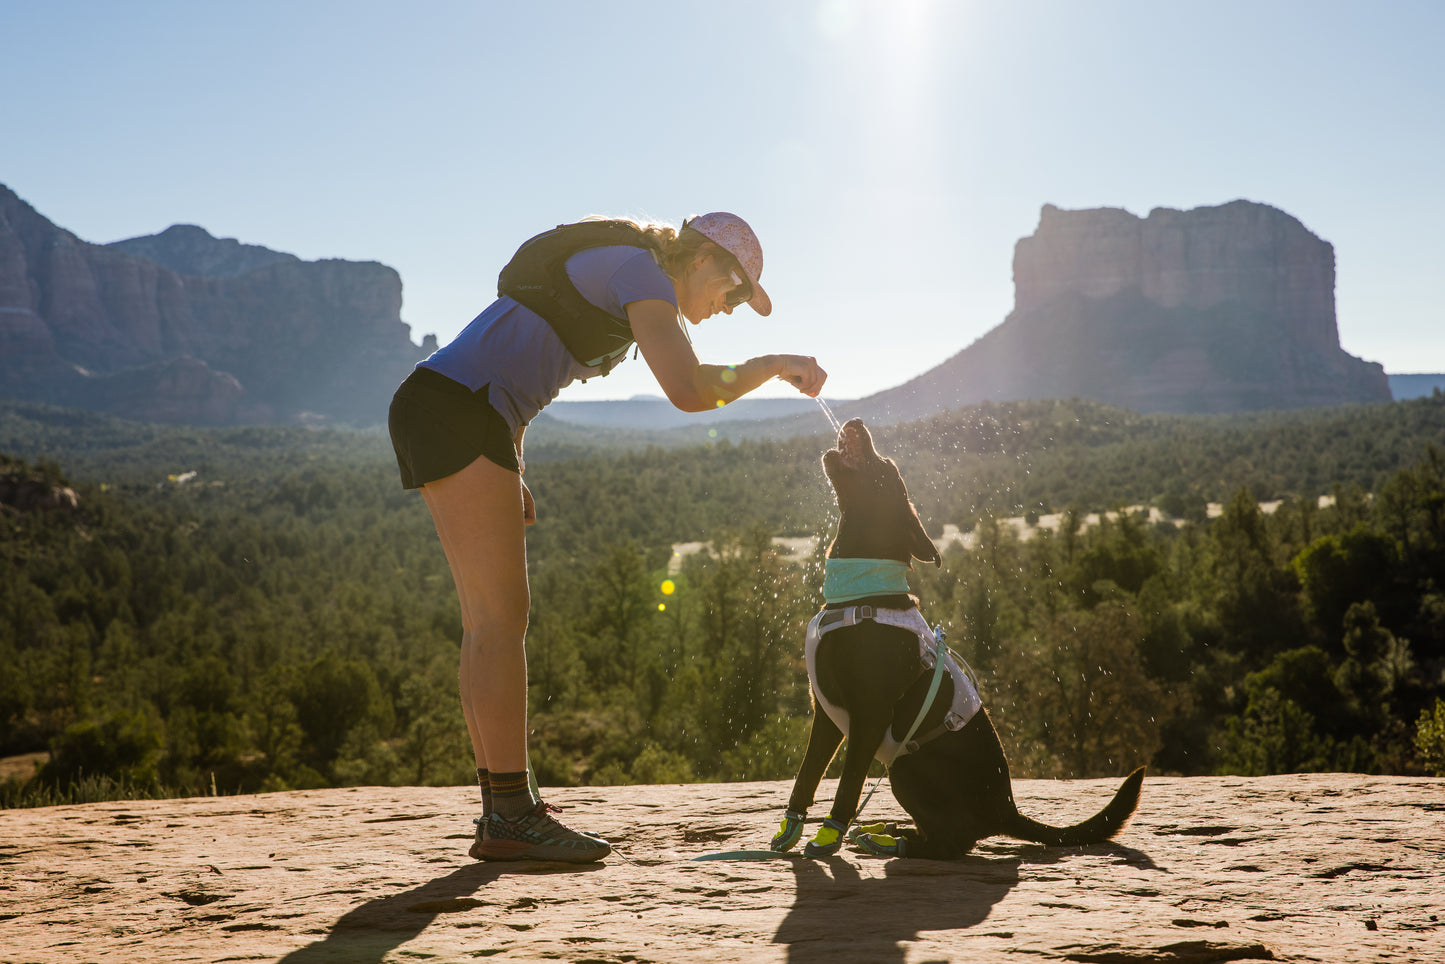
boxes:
[0,184,428,425]
[866,200,1392,420]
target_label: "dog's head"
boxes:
[823,418,941,568]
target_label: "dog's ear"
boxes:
[906,502,942,568]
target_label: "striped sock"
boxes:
[476,768,491,816]
[490,770,536,820]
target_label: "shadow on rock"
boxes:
[774,853,1021,964]
[1007,840,1162,873]
[277,860,604,964]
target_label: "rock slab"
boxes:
[1,775,1442,963]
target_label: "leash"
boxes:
[849,623,949,825]
[896,624,951,757]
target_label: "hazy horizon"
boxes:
[4,1,1442,400]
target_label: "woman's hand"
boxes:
[630,299,829,408]
[521,479,536,526]
[776,355,827,397]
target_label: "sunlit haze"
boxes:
[4,1,1441,401]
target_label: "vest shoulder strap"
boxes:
[497,220,653,374]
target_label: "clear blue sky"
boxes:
[4,1,1442,401]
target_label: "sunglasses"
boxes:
[724,265,754,309]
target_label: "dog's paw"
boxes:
[847,821,895,843]
[770,810,806,852]
[803,817,847,858]
[852,832,906,858]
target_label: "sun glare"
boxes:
[814,0,953,221]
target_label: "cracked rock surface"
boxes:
[1,774,1441,963]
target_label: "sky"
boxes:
[3,0,1442,402]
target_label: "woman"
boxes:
[389,211,827,862]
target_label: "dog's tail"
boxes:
[1002,766,1145,847]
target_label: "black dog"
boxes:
[771,418,1144,860]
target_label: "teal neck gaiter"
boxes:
[822,557,912,604]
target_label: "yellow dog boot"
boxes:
[771,810,806,852]
[847,821,893,843]
[853,830,907,858]
[804,817,848,858]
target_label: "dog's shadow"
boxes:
[772,841,1159,964]
[773,852,1019,964]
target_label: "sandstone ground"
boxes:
[2,774,1442,963]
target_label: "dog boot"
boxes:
[853,831,907,858]
[771,810,806,852]
[803,817,848,858]
[847,821,899,843]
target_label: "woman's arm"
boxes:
[628,300,826,412]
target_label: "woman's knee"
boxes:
[456,578,528,632]
[490,607,531,641]
[460,619,529,660]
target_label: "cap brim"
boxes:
[748,280,772,316]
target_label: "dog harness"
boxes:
[805,605,983,765]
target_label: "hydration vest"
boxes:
[497,220,654,375]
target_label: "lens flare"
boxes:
[661,580,676,595]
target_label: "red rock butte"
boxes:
[866,200,1390,422]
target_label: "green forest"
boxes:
[3,392,1444,808]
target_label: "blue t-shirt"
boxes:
[419,245,676,434]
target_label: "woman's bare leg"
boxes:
[420,455,530,774]
[422,501,489,771]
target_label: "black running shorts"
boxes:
[388,367,519,489]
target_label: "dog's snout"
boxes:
[835,418,876,469]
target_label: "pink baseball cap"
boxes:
[685,211,773,316]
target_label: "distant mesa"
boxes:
[0,186,1412,428]
[107,223,301,278]
[1389,372,1445,400]
[0,183,428,426]
[862,200,1393,422]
